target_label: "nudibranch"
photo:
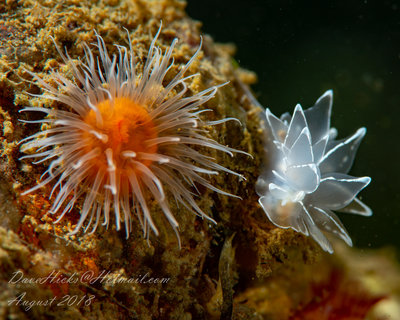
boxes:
[19,26,245,242]
[256,90,371,253]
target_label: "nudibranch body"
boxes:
[19,26,245,242]
[256,90,371,253]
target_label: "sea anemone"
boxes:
[19,26,245,242]
[256,90,371,253]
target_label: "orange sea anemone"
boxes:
[19,25,245,242]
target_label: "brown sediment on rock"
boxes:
[1,0,396,319]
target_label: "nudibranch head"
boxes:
[256,90,371,253]
[19,26,244,242]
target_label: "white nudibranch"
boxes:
[256,90,371,253]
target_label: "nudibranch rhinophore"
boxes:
[19,25,246,243]
[256,90,371,253]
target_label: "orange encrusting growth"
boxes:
[290,271,385,320]
[82,97,158,171]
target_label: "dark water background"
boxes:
[187,0,400,254]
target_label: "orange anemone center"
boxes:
[82,97,157,171]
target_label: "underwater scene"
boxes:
[0,0,399,319]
